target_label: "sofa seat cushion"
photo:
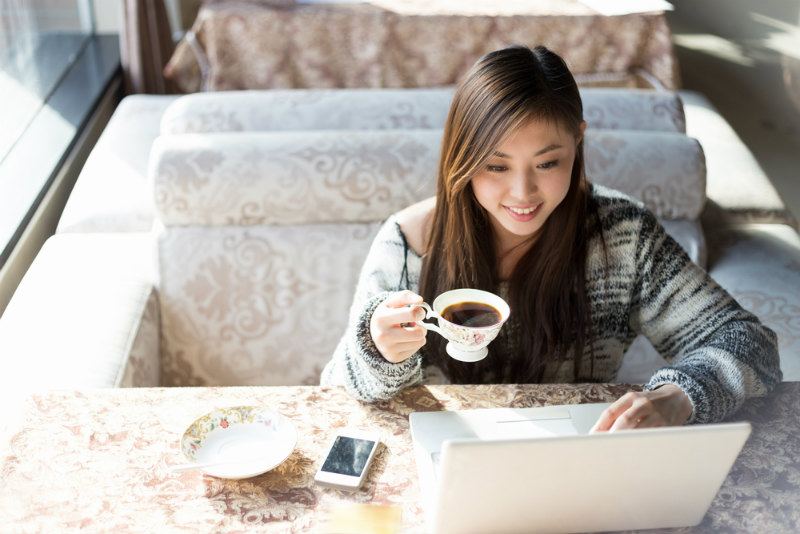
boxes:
[704,221,800,381]
[0,233,160,389]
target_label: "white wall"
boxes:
[92,0,121,33]
[668,0,800,218]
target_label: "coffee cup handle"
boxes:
[411,303,445,337]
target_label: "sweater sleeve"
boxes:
[629,210,782,423]
[320,217,425,401]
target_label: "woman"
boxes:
[321,45,781,430]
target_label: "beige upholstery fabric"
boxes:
[151,125,708,386]
[703,221,800,381]
[583,88,685,132]
[150,131,440,227]
[57,89,687,237]
[0,233,158,389]
[5,87,796,397]
[57,95,180,234]
[160,88,685,135]
[160,88,454,134]
[152,129,704,226]
[584,130,706,220]
[118,288,161,388]
[158,223,379,386]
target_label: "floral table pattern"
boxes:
[1,383,798,533]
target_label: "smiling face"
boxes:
[470,117,585,255]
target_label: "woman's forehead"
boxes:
[495,117,576,150]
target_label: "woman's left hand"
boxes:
[590,384,693,432]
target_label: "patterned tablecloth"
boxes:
[165,0,680,93]
[1,382,798,533]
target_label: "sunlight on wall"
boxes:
[672,33,756,67]
[749,12,800,61]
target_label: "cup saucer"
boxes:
[179,406,296,479]
[446,343,489,362]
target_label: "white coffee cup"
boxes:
[414,288,510,362]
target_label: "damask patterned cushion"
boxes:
[159,87,685,135]
[583,88,685,132]
[56,88,686,237]
[584,130,706,220]
[157,223,379,386]
[151,125,708,386]
[154,219,699,388]
[151,128,705,226]
[160,88,453,134]
[150,130,441,226]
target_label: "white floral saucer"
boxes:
[180,406,297,479]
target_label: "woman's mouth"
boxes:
[504,203,541,221]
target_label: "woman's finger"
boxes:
[608,405,644,431]
[590,394,635,432]
[632,412,663,429]
[383,290,424,308]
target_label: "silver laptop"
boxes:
[409,403,751,534]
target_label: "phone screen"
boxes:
[320,435,377,476]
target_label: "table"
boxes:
[1,383,798,533]
[164,0,680,93]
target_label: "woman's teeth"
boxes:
[508,205,537,215]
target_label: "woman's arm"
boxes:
[320,217,426,401]
[631,211,782,424]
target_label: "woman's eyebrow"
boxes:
[535,144,563,156]
[493,144,564,159]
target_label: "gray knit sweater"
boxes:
[321,185,782,423]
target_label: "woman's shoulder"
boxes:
[589,183,656,226]
[395,196,435,257]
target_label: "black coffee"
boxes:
[442,301,501,327]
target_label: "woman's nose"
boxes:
[510,167,537,197]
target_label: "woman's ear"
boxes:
[577,120,587,143]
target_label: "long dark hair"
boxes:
[418,45,598,384]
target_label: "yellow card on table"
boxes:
[327,503,402,534]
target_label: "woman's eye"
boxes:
[538,160,559,170]
[487,164,507,172]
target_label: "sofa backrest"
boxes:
[150,124,705,387]
[160,87,686,135]
[151,129,441,386]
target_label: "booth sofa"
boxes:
[1,88,799,405]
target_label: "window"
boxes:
[0,0,120,273]
[0,0,92,163]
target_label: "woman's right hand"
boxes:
[370,290,428,363]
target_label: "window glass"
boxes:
[0,0,92,164]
